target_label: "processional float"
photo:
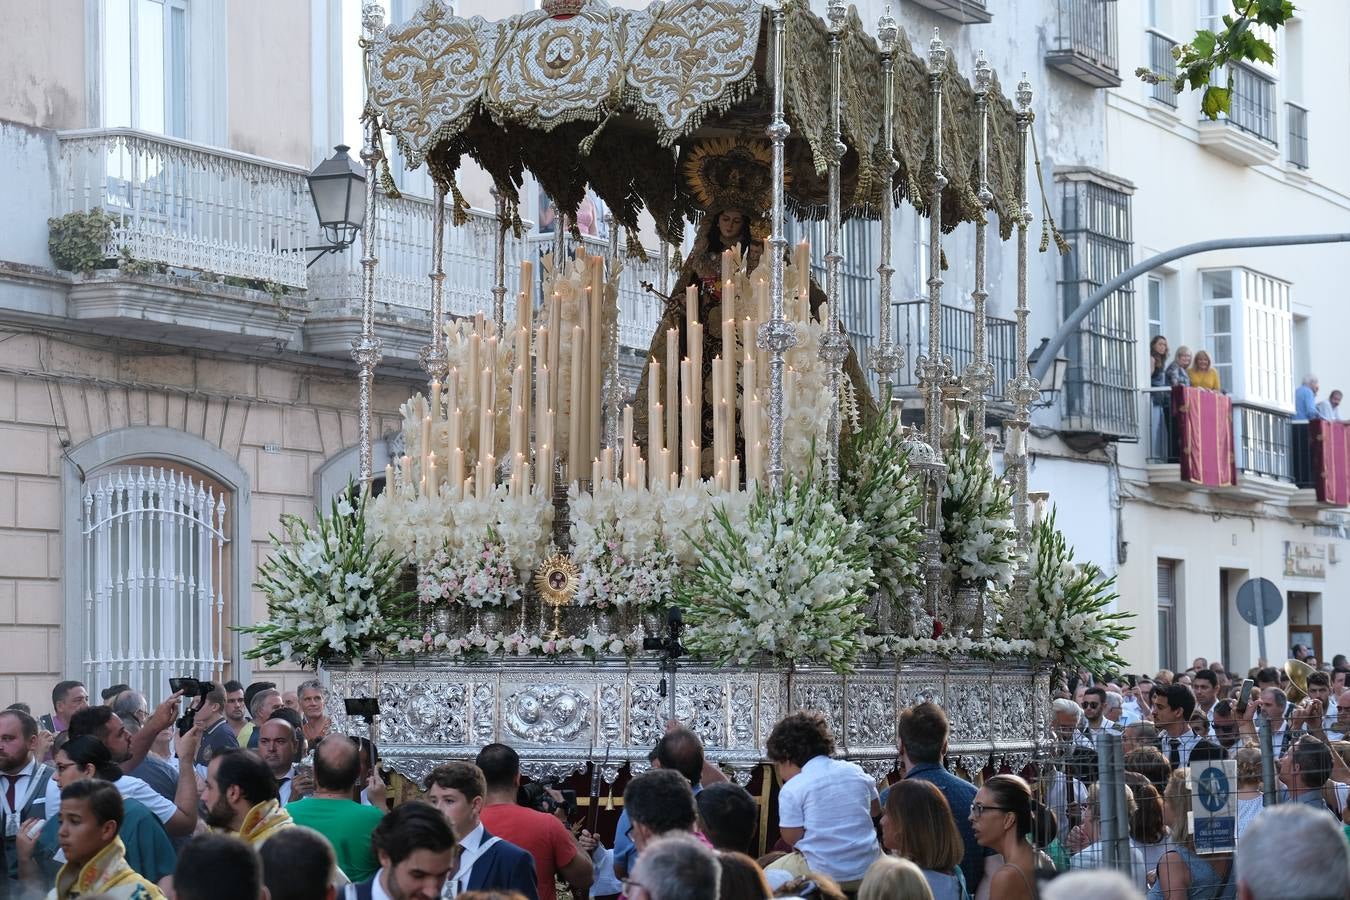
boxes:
[285,0,1107,785]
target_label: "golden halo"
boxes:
[682,137,788,224]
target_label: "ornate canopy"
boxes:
[364,0,1022,245]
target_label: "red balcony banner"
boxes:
[1310,419,1350,505]
[1173,385,1236,487]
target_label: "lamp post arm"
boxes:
[1032,232,1350,383]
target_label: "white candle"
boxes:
[665,331,679,452]
[426,452,437,496]
[430,378,442,416]
[569,325,585,476]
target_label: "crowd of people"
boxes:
[1,663,1347,900]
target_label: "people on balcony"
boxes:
[1165,346,1192,388]
[1149,336,1173,462]
[1294,374,1321,422]
[1187,350,1221,392]
[1316,388,1343,422]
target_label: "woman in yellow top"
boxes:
[1188,350,1222,391]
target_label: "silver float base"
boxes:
[321,655,1051,786]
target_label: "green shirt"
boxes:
[285,797,384,882]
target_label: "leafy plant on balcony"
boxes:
[1136,0,1296,119]
[47,208,119,273]
[116,247,168,277]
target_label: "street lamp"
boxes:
[302,144,366,265]
[1027,337,1069,407]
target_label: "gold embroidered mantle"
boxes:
[363,0,1023,245]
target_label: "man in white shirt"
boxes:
[1,709,53,879]
[1152,683,1202,768]
[1316,389,1343,421]
[1081,688,1121,736]
[1192,669,1220,725]
[355,801,457,900]
[62,704,202,837]
[1052,699,1095,749]
[766,711,880,891]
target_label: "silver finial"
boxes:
[1016,72,1033,110]
[928,28,947,74]
[360,1,385,36]
[827,0,847,31]
[877,5,898,52]
[974,51,992,95]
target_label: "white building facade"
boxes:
[0,0,1345,707]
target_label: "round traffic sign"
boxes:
[1196,766,1230,813]
[1236,578,1283,627]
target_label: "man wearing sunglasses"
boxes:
[1080,687,1120,737]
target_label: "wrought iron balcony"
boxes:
[1234,401,1292,482]
[1197,64,1279,166]
[1045,0,1121,88]
[906,0,991,25]
[56,128,311,288]
[1147,30,1178,108]
[891,300,1017,402]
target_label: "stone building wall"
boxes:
[0,325,419,708]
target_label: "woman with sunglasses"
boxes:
[968,775,1038,900]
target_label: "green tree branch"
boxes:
[1135,0,1295,119]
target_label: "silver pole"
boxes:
[1004,74,1040,546]
[353,2,387,487]
[966,52,995,431]
[419,184,449,385]
[1111,735,1131,875]
[919,29,949,452]
[758,1,798,494]
[492,189,508,334]
[1096,730,1120,871]
[605,212,622,454]
[870,6,902,392]
[1256,713,1279,807]
[819,0,849,492]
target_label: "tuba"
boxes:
[1284,658,1313,704]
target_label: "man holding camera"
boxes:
[192,684,239,770]
[475,743,593,900]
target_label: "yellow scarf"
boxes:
[238,799,294,846]
[50,838,164,900]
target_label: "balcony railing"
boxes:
[892,300,1017,401]
[1147,30,1178,108]
[1147,388,1295,481]
[906,0,991,25]
[310,200,665,352]
[1287,102,1309,169]
[56,128,311,288]
[1046,0,1121,88]
[1234,401,1292,481]
[1225,64,1277,143]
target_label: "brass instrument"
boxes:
[1284,657,1313,704]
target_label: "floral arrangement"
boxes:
[678,476,874,673]
[394,623,640,659]
[941,435,1021,591]
[840,390,925,611]
[1007,508,1134,678]
[240,490,417,666]
[417,536,523,609]
[862,633,1037,660]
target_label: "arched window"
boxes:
[63,427,251,701]
[81,461,229,698]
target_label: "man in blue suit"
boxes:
[424,762,539,900]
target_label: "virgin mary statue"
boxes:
[634,137,875,477]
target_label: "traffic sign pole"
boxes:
[1254,579,1267,663]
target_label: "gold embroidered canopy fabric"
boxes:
[366,0,1022,244]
